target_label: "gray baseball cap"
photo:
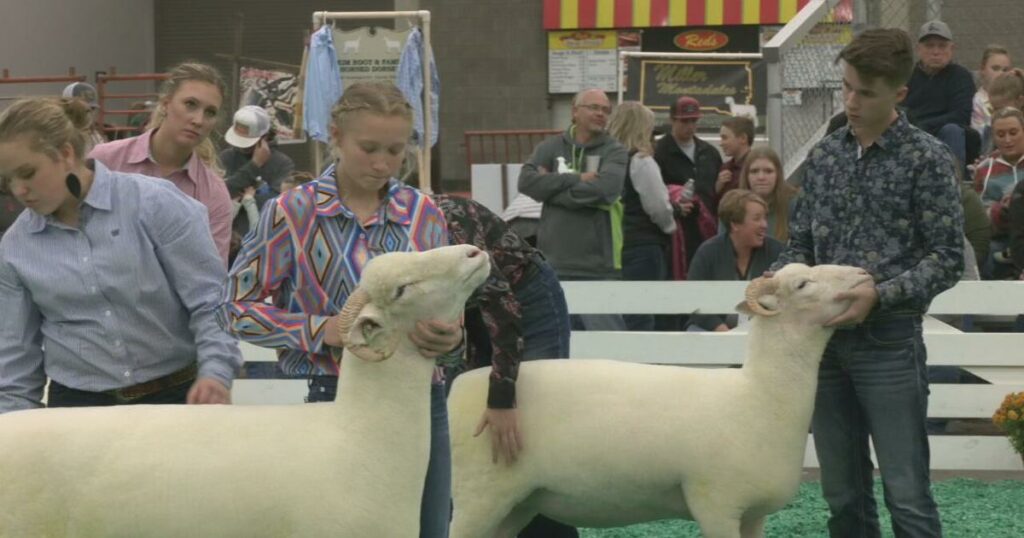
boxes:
[918,20,953,42]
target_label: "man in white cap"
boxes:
[219,105,295,203]
[904,20,976,167]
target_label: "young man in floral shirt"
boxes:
[771,28,963,537]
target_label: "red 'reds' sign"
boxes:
[673,30,729,52]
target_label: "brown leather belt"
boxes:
[104,363,198,402]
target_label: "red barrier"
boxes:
[95,68,169,138]
[0,68,85,102]
[463,129,560,175]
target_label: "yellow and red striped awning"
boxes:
[543,0,849,29]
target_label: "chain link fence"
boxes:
[775,0,941,171]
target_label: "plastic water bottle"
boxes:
[682,179,695,201]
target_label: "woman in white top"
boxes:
[972,45,1012,153]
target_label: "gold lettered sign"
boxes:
[626,58,767,132]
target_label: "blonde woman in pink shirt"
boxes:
[90,62,233,265]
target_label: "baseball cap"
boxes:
[671,96,702,120]
[225,105,272,148]
[918,20,953,42]
[62,82,99,109]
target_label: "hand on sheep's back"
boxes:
[186,378,231,405]
[474,408,524,465]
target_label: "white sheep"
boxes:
[448,263,871,538]
[0,244,490,538]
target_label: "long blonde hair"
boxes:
[608,101,654,155]
[147,62,227,175]
[739,146,798,242]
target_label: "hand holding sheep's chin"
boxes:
[474,408,523,465]
[186,378,231,405]
[825,282,879,327]
[409,320,463,358]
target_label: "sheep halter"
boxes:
[744,277,780,317]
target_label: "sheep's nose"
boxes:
[466,247,482,258]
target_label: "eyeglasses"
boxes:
[578,104,612,115]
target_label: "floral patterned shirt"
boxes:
[433,195,542,408]
[772,113,964,316]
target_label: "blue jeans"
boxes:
[620,244,668,331]
[519,258,572,359]
[936,123,966,170]
[308,378,451,538]
[813,316,942,538]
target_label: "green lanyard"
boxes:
[568,125,585,172]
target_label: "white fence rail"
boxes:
[234,280,1024,471]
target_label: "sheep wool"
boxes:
[0,245,491,538]
[449,263,872,538]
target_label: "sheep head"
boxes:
[336,245,490,362]
[738,263,872,325]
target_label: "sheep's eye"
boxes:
[796,280,810,290]
[394,282,418,300]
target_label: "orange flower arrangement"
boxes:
[992,391,1024,457]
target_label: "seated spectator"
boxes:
[974,107,1024,208]
[686,189,784,332]
[978,107,1024,277]
[0,98,241,413]
[904,21,975,167]
[716,115,755,199]
[988,69,1024,113]
[972,46,1012,153]
[608,101,675,331]
[737,146,798,242]
[61,82,108,152]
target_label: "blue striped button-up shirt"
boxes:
[0,161,242,413]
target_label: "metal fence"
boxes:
[771,0,946,181]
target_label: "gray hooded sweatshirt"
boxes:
[518,128,628,279]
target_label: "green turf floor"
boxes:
[579,479,1024,537]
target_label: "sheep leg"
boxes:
[740,515,766,538]
[494,503,539,538]
[683,487,742,538]
[449,500,520,538]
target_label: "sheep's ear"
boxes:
[345,305,398,362]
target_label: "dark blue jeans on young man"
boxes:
[620,243,668,332]
[812,316,942,538]
[308,379,451,538]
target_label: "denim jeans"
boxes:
[307,378,451,538]
[813,316,942,538]
[936,123,966,170]
[518,257,572,360]
[620,244,668,332]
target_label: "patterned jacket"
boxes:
[772,113,964,317]
[218,167,448,376]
